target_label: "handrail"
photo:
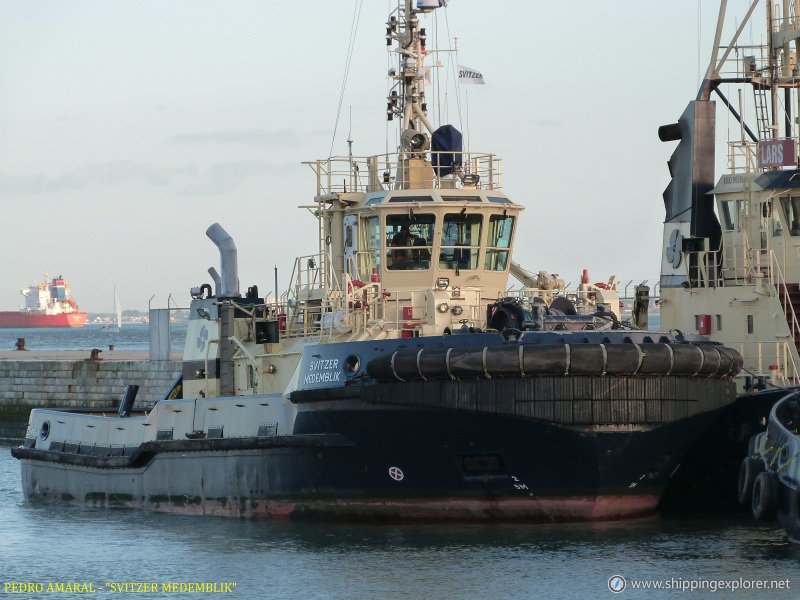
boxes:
[677,234,800,383]
[769,249,800,347]
[303,150,503,196]
[727,140,758,174]
[678,229,763,288]
[683,233,800,345]
[733,340,800,385]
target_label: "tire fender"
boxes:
[752,470,780,522]
[737,456,764,506]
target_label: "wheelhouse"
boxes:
[345,189,522,299]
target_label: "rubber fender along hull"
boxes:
[366,343,742,383]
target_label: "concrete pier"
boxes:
[0,350,181,439]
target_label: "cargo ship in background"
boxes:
[0,276,87,328]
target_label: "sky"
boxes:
[0,0,766,313]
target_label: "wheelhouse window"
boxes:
[720,200,738,231]
[760,201,778,242]
[485,214,514,271]
[772,202,784,237]
[439,213,482,270]
[363,216,381,274]
[781,196,800,236]
[385,214,434,270]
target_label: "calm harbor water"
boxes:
[0,322,186,353]
[0,446,798,600]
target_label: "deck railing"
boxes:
[674,236,800,385]
[304,151,502,196]
[727,141,758,175]
[732,340,800,386]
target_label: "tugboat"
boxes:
[658,0,800,388]
[0,275,87,328]
[12,0,742,521]
[655,0,800,513]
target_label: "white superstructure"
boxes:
[660,0,800,389]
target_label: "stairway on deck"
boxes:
[778,284,800,355]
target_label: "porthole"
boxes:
[40,420,50,440]
[345,354,360,374]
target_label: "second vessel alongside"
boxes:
[12,1,743,521]
[658,0,800,389]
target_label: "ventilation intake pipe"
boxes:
[206,223,239,299]
[208,267,222,297]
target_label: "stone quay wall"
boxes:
[0,359,181,440]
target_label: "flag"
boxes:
[458,65,485,85]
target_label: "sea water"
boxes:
[0,446,798,600]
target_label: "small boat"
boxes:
[11,0,744,522]
[738,391,800,542]
[0,275,87,329]
[103,285,122,332]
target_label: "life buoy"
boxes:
[751,470,779,521]
[737,456,764,506]
[347,280,366,309]
[347,280,366,294]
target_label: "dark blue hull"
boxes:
[14,380,731,521]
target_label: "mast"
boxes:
[387,0,435,171]
[768,0,779,140]
[763,0,800,145]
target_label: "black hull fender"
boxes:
[367,342,743,382]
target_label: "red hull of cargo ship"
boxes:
[0,311,88,328]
